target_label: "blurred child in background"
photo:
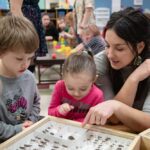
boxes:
[48,50,104,122]
[42,12,59,41]
[57,17,68,33]
[0,16,40,142]
[59,12,77,48]
[75,24,106,55]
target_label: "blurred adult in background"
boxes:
[9,0,48,72]
[73,0,96,43]
[42,12,59,41]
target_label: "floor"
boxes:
[35,65,60,117]
[39,88,52,116]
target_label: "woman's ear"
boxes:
[137,41,145,54]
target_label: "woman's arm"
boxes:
[114,59,150,106]
[83,100,150,132]
[9,0,24,17]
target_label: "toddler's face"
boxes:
[81,31,94,43]
[0,49,34,77]
[57,19,66,30]
[64,72,94,100]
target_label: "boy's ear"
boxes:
[93,74,99,82]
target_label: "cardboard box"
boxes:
[138,128,150,150]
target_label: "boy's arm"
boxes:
[0,121,22,141]
[28,86,41,122]
[9,0,24,17]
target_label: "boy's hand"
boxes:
[22,120,33,130]
[59,103,74,116]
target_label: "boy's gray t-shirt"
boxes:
[0,70,40,141]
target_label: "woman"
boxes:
[83,8,150,132]
[9,0,48,72]
[73,0,95,43]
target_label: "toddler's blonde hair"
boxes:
[82,24,100,36]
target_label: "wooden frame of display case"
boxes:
[138,128,150,150]
[0,116,142,150]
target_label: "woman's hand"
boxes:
[58,103,74,116]
[82,100,121,126]
[130,59,150,82]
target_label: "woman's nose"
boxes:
[106,48,115,59]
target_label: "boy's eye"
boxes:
[16,58,23,61]
[28,57,33,61]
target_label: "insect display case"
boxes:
[0,116,142,150]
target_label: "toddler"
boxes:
[75,24,106,54]
[59,12,77,48]
[48,50,104,122]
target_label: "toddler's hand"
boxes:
[59,31,66,38]
[75,43,84,51]
[59,103,74,116]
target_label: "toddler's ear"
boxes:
[93,74,99,82]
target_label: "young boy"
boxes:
[0,15,40,142]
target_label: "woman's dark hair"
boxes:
[103,7,150,109]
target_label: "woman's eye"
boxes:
[105,45,110,49]
[116,48,124,51]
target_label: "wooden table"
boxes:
[35,55,65,84]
